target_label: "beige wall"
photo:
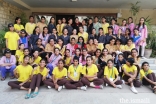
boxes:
[24,8,156,25]
[0,0,23,29]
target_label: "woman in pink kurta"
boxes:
[136,17,148,58]
[120,19,127,35]
[66,37,76,56]
[39,27,49,46]
[111,18,119,35]
[79,48,90,66]
[127,17,135,37]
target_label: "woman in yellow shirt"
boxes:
[56,19,64,36]
[43,59,67,92]
[15,43,24,61]
[30,50,42,66]
[140,62,156,93]
[64,49,72,69]
[14,17,24,33]
[78,26,88,43]
[122,58,141,94]
[93,38,104,51]
[129,48,141,77]
[25,16,36,35]
[8,55,32,90]
[81,56,104,89]
[64,56,87,90]
[101,17,109,35]
[123,38,135,58]
[55,38,66,56]
[86,38,96,55]
[103,59,122,88]
[25,59,48,99]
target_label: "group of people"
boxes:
[0,15,156,99]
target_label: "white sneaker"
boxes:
[47,86,51,89]
[141,57,147,59]
[58,86,63,92]
[62,85,66,89]
[122,80,125,85]
[80,86,87,91]
[116,85,122,89]
[90,82,94,87]
[99,85,104,89]
[130,86,138,94]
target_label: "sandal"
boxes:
[31,92,39,98]
[10,76,15,79]
[1,77,6,81]
[25,94,31,99]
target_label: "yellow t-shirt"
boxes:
[31,56,42,65]
[52,67,67,79]
[33,67,48,77]
[82,64,98,81]
[68,65,82,81]
[16,65,33,82]
[55,44,65,55]
[140,69,153,80]
[104,66,118,79]
[124,43,135,52]
[65,57,72,65]
[4,31,20,50]
[14,24,24,31]
[78,32,88,43]
[56,24,65,36]
[96,43,104,51]
[116,45,125,52]
[15,50,24,58]
[122,64,137,77]
[25,22,36,35]
[101,23,109,34]
[86,44,96,52]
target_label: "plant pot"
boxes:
[144,49,152,58]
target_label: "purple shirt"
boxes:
[19,36,29,48]
[39,34,49,46]
[0,55,16,69]
[48,54,62,68]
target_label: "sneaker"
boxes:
[130,86,138,94]
[141,57,147,59]
[122,80,125,85]
[62,85,66,89]
[116,85,122,89]
[90,82,94,87]
[105,83,108,87]
[47,86,51,89]
[80,86,87,91]
[99,85,104,89]
[58,86,63,92]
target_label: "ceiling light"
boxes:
[71,0,77,2]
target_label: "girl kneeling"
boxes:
[81,56,104,89]
[25,59,48,99]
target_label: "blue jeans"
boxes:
[46,63,53,76]
[0,65,16,78]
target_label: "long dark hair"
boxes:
[36,38,42,45]
[78,36,85,49]
[125,28,131,36]
[85,56,93,74]
[42,26,48,38]
[14,17,21,24]
[128,17,133,23]
[122,19,127,26]
[82,48,87,61]
[33,26,39,35]
[49,17,55,24]
[58,38,64,49]
[137,17,145,29]
[97,28,103,38]
[131,48,139,59]
[64,49,70,61]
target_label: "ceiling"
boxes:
[4,0,156,10]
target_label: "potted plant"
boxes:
[145,31,156,58]
[0,26,8,55]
